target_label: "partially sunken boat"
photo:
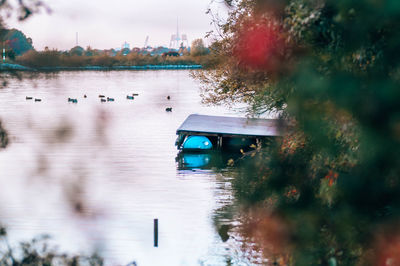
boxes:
[176,114,283,151]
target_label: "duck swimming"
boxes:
[68,98,78,103]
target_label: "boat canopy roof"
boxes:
[176,114,282,137]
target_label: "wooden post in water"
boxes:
[218,135,223,149]
[154,219,158,247]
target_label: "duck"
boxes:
[165,107,172,112]
[100,98,106,102]
[99,95,105,98]
[35,98,42,102]
[107,97,114,102]
[132,93,139,96]
[167,95,170,100]
[127,95,134,100]
[84,94,87,98]
[26,96,33,100]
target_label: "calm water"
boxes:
[0,70,265,265]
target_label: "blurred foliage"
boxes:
[0,120,8,148]
[0,0,48,21]
[0,2,110,265]
[201,0,400,264]
[0,226,103,266]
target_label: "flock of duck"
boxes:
[25,93,173,111]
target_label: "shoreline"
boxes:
[0,63,203,72]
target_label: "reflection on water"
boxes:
[0,70,267,265]
[176,151,243,171]
[176,151,231,170]
[178,153,212,169]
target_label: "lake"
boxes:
[0,70,266,265]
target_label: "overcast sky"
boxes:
[6,0,228,51]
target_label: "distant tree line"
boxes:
[0,28,215,69]
[15,47,215,69]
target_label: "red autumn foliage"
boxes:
[280,132,306,155]
[325,170,339,186]
[234,20,285,71]
[286,188,298,199]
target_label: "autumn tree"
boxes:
[199,0,400,264]
[190,38,208,56]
